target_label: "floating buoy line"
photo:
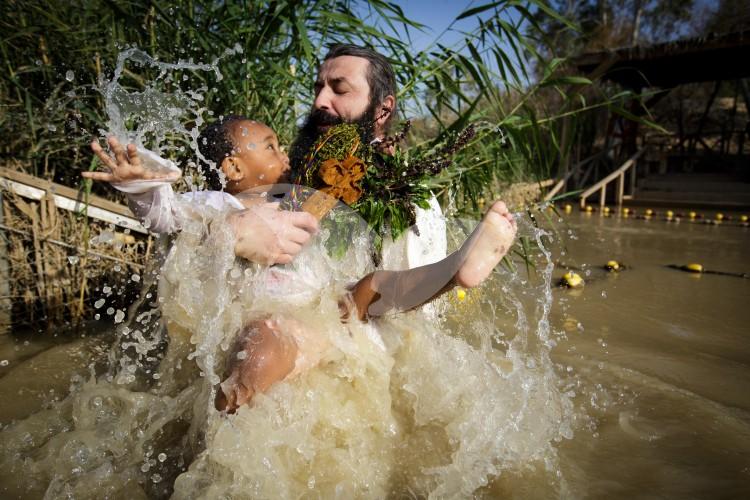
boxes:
[555,259,627,289]
[553,257,748,293]
[546,204,748,291]
[666,264,750,279]
[557,203,750,227]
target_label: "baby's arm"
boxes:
[85,137,183,233]
[346,201,517,320]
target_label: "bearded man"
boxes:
[290,44,448,271]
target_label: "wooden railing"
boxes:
[0,166,145,233]
[579,148,645,209]
[544,154,600,202]
[543,147,616,202]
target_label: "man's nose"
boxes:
[313,87,334,113]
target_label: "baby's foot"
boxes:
[455,201,517,288]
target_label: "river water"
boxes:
[0,210,748,499]
[544,212,750,499]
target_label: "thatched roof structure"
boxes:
[573,30,750,89]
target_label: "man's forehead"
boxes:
[317,55,370,83]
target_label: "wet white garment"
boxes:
[115,173,447,269]
[117,183,243,234]
[380,196,447,270]
[115,168,447,346]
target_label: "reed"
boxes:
[1,161,149,331]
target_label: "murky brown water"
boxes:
[1,213,748,499]
[546,213,750,499]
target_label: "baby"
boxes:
[86,115,517,412]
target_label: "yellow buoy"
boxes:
[456,289,467,301]
[685,263,703,273]
[564,204,573,213]
[741,215,748,223]
[584,205,593,213]
[715,213,724,221]
[666,210,674,219]
[603,206,610,215]
[689,211,697,220]
[562,271,584,288]
[645,208,654,217]
[605,260,620,272]
[622,207,630,215]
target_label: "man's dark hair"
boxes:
[323,44,398,130]
[196,114,248,190]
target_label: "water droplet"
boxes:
[601,291,607,298]
[141,463,150,472]
[230,268,241,279]
[114,310,125,323]
[68,255,79,265]
[131,274,140,282]
[0,360,9,367]
[106,307,115,315]
[48,124,57,132]
[94,314,100,320]
[158,453,167,462]
[65,70,74,81]
[236,351,247,360]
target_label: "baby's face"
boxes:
[227,120,290,191]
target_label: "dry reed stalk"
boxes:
[1,189,150,331]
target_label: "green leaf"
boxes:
[541,75,592,87]
[456,2,503,21]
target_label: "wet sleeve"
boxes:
[123,184,182,234]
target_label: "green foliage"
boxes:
[0,0,641,215]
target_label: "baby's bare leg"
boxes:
[215,318,298,413]
[344,201,517,320]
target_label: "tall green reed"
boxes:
[0,0,642,207]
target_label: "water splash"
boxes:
[0,47,577,498]
[99,45,242,178]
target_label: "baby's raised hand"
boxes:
[83,137,180,184]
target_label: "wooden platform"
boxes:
[0,167,145,234]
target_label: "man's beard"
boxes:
[288,101,379,172]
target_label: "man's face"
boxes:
[312,55,372,132]
[289,54,389,170]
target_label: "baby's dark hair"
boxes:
[197,114,249,190]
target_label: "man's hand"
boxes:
[83,136,180,183]
[228,203,319,265]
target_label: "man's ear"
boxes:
[221,157,243,181]
[375,95,396,130]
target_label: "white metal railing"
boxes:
[579,148,645,209]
